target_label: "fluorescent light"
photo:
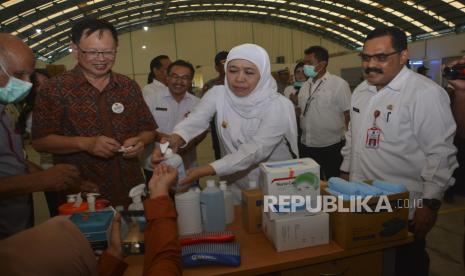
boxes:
[143,26,148,31]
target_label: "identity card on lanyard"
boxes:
[365,110,381,149]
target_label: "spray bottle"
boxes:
[128,183,146,211]
[160,142,187,191]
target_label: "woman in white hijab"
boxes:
[159,43,298,202]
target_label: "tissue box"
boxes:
[322,188,409,249]
[260,158,320,220]
[262,211,329,252]
[69,211,114,243]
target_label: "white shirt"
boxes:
[142,87,200,170]
[142,79,167,98]
[341,67,458,217]
[298,71,351,147]
[173,88,296,195]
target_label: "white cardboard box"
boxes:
[259,158,320,220]
[262,211,329,252]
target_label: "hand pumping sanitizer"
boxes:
[160,142,187,192]
[128,184,146,211]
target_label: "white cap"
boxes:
[219,182,227,190]
[249,180,257,189]
[206,179,216,188]
[67,194,77,203]
[86,193,99,202]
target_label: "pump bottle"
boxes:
[128,184,146,211]
[160,142,187,191]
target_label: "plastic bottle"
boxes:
[160,142,187,192]
[242,180,263,233]
[200,180,226,232]
[128,184,146,211]
[175,189,202,235]
[219,181,234,224]
[86,193,100,212]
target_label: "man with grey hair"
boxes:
[0,33,81,239]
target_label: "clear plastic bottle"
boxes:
[162,148,187,192]
[200,180,226,232]
[219,181,234,224]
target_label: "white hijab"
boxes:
[223,43,279,119]
[219,43,298,158]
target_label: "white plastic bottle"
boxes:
[86,193,100,212]
[219,181,234,224]
[128,184,146,211]
[175,189,202,235]
[200,180,226,232]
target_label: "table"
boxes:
[123,205,413,275]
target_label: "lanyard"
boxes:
[303,79,324,116]
[0,111,24,162]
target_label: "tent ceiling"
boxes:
[1,0,464,62]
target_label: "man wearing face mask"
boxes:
[341,27,458,276]
[297,46,351,180]
[0,33,81,239]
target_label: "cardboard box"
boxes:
[322,188,409,249]
[242,188,263,234]
[262,211,329,252]
[260,158,320,220]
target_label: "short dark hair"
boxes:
[304,46,329,63]
[71,18,118,45]
[148,55,169,83]
[167,60,195,79]
[365,27,407,52]
[214,51,228,66]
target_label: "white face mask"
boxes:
[0,62,32,104]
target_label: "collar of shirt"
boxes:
[366,66,408,94]
[161,88,194,103]
[152,79,167,89]
[71,65,121,90]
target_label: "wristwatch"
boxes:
[422,198,442,211]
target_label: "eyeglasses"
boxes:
[77,46,117,59]
[169,74,191,82]
[359,51,399,63]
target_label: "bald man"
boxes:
[0,33,81,239]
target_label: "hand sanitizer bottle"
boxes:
[128,184,146,211]
[160,142,187,192]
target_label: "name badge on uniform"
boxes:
[155,107,167,111]
[112,102,124,114]
[365,110,381,149]
[366,127,380,149]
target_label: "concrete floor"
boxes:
[28,134,465,275]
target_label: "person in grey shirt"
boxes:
[0,33,82,239]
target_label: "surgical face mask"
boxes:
[0,63,32,104]
[294,81,304,89]
[303,65,318,78]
